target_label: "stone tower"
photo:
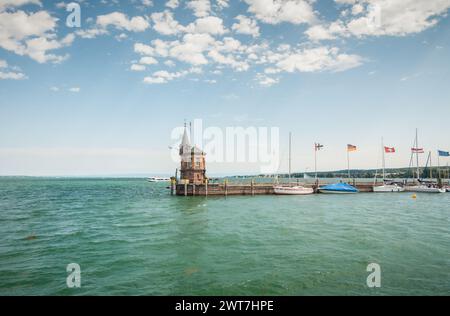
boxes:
[179,125,206,184]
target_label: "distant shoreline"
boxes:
[1,166,449,180]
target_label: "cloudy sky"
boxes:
[1,0,450,176]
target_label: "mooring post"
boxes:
[224,179,228,197]
[251,179,254,196]
[184,182,188,196]
[205,179,208,197]
[170,178,176,196]
[192,184,196,196]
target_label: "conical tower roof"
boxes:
[181,126,190,148]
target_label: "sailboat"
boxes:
[274,133,314,195]
[373,138,405,192]
[404,129,446,193]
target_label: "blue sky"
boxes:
[1,0,450,176]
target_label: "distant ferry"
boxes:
[147,177,170,182]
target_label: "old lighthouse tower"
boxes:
[179,124,207,185]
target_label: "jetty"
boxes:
[173,180,377,196]
[171,125,380,196]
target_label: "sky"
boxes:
[1,0,450,176]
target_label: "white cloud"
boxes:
[151,10,185,35]
[75,28,108,39]
[244,0,316,25]
[69,87,80,92]
[187,0,211,18]
[0,70,27,80]
[0,9,71,63]
[216,0,229,8]
[275,46,363,73]
[141,0,153,6]
[139,56,158,65]
[186,16,227,35]
[232,15,260,37]
[50,86,59,91]
[143,76,168,84]
[255,73,279,87]
[0,0,42,10]
[131,64,146,71]
[169,33,215,65]
[344,0,450,37]
[0,59,27,80]
[309,0,450,41]
[143,67,201,84]
[97,12,150,32]
[134,42,154,55]
[305,21,346,41]
[166,0,179,9]
[164,60,176,67]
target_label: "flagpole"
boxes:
[438,151,441,180]
[314,144,318,179]
[347,148,350,179]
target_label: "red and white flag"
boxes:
[411,147,424,154]
[384,146,395,153]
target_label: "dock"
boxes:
[174,180,376,196]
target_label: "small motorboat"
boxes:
[318,183,359,194]
[273,185,314,195]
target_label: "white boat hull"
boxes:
[405,186,446,193]
[147,177,170,183]
[373,185,405,193]
[274,186,314,195]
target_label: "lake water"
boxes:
[0,178,449,295]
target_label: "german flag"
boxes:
[347,144,357,152]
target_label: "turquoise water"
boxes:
[0,178,449,296]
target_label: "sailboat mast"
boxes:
[288,132,292,181]
[416,128,420,179]
[429,151,432,179]
[382,137,386,180]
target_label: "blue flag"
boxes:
[438,150,450,157]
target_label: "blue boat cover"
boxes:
[319,183,359,192]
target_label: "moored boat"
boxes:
[318,183,359,194]
[147,177,170,182]
[373,183,405,192]
[373,138,404,192]
[404,184,446,193]
[274,185,314,195]
[274,132,314,195]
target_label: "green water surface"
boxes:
[0,178,449,295]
